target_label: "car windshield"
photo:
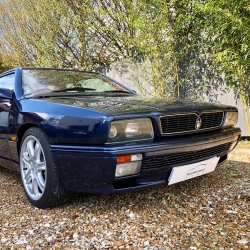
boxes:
[22,69,130,96]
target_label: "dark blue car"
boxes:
[0,68,241,208]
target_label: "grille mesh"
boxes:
[160,112,224,134]
[142,142,232,170]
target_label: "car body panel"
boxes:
[29,95,237,115]
[51,127,240,193]
[0,68,242,197]
[0,100,11,156]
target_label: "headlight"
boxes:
[107,118,154,143]
[108,124,118,138]
[224,112,238,127]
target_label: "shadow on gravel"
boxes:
[0,160,249,211]
[67,160,250,213]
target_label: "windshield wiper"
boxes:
[52,87,95,92]
[103,90,130,93]
[25,88,131,99]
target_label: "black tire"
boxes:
[19,127,71,208]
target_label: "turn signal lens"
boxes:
[117,155,131,163]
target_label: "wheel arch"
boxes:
[17,123,40,156]
[18,124,72,208]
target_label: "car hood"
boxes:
[40,94,236,115]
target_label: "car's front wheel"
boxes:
[19,127,70,208]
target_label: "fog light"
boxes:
[115,161,142,177]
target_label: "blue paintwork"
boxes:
[51,126,240,192]
[0,68,241,194]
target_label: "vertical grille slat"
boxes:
[160,112,224,134]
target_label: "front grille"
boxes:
[142,142,233,170]
[160,112,224,134]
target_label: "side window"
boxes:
[0,74,15,90]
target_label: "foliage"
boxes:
[196,0,250,102]
[0,56,4,73]
[0,0,111,70]
[196,0,250,132]
[0,52,17,73]
[0,0,250,105]
[0,0,207,97]
[75,0,208,98]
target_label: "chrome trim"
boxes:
[195,116,202,130]
[160,111,224,135]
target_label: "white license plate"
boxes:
[168,157,220,185]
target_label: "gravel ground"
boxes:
[0,141,249,250]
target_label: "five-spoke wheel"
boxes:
[19,127,69,208]
[20,135,47,200]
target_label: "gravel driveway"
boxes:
[0,142,249,249]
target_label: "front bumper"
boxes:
[51,127,241,193]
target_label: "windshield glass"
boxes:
[22,69,129,96]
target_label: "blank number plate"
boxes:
[168,157,220,185]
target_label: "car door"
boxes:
[0,73,15,161]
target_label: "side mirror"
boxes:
[0,88,13,99]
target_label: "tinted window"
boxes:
[0,74,15,90]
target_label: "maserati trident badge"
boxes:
[195,117,202,130]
